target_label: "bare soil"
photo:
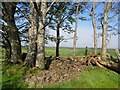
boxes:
[25,58,87,87]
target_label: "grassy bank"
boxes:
[43,67,119,88]
[1,47,120,88]
[2,64,28,88]
[2,64,119,88]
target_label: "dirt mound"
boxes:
[25,59,87,88]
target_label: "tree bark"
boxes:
[25,2,38,67]
[55,3,65,58]
[2,2,22,63]
[85,53,120,73]
[56,21,60,57]
[114,49,120,62]
[9,23,22,63]
[91,2,97,54]
[73,3,79,58]
[5,38,11,63]
[97,59,120,74]
[1,27,12,63]
[101,2,111,60]
[36,1,47,69]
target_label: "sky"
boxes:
[10,2,119,49]
[46,21,118,49]
[46,2,119,49]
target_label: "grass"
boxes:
[1,47,120,88]
[43,67,119,88]
[45,47,118,59]
[2,64,28,88]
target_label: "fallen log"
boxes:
[95,61,108,70]
[84,53,120,74]
[97,59,120,74]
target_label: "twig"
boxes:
[46,0,56,13]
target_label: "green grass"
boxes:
[1,47,120,88]
[43,67,119,88]
[45,47,117,58]
[2,65,119,88]
[2,64,28,88]
[45,47,90,58]
[22,46,28,53]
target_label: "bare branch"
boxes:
[46,0,56,13]
[11,3,31,24]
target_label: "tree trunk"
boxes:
[73,3,79,58]
[91,2,97,54]
[9,24,22,63]
[114,49,120,62]
[2,37,12,63]
[96,59,120,74]
[101,2,111,60]
[85,53,120,73]
[2,2,22,63]
[55,3,64,58]
[25,2,38,67]
[5,39,11,63]
[36,2,47,69]
[1,26,12,63]
[56,21,60,57]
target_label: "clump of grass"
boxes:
[43,67,119,88]
[2,64,28,88]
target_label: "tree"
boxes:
[35,1,47,69]
[48,2,85,58]
[0,25,11,63]
[25,2,38,67]
[2,2,22,63]
[47,2,75,58]
[54,2,73,58]
[97,2,118,47]
[101,2,112,60]
[73,3,80,58]
[15,2,30,46]
[90,2,97,54]
[27,0,56,69]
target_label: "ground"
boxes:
[1,47,120,88]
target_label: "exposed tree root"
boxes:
[81,49,120,74]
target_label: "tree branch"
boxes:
[11,3,31,24]
[46,0,56,13]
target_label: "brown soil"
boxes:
[25,58,87,88]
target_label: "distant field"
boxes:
[1,47,118,61]
[44,47,117,58]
